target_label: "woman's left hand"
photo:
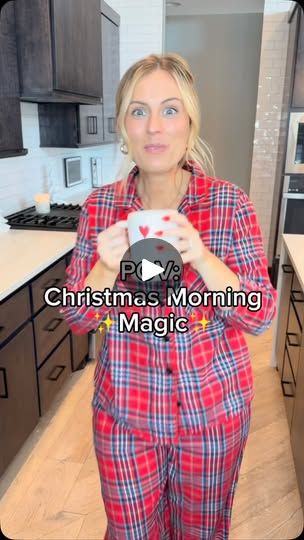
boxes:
[165,213,210,271]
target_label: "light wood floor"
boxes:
[0,325,303,539]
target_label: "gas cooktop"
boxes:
[6,203,82,231]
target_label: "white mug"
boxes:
[127,209,179,247]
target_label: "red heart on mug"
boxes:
[139,225,149,237]
[154,230,164,237]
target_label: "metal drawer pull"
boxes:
[44,317,63,332]
[282,264,294,274]
[291,290,304,303]
[108,116,116,133]
[47,365,66,381]
[287,332,300,347]
[281,380,294,398]
[0,367,8,399]
[43,277,62,289]
[87,115,98,135]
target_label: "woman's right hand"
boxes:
[97,220,129,274]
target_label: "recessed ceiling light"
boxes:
[166,1,182,6]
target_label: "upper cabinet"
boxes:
[37,1,120,147]
[101,1,120,143]
[0,1,27,158]
[15,0,102,103]
[292,5,304,109]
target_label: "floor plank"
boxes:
[0,324,303,539]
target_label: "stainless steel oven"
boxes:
[285,112,304,174]
[275,175,304,258]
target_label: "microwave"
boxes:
[285,112,304,174]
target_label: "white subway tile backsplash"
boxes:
[249,0,293,260]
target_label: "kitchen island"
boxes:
[271,233,304,510]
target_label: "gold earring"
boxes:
[120,142,128,155]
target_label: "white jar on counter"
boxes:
[34,193,51,214]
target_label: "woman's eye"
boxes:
[164,107,178,115]
[131,108,146,116]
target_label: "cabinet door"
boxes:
[0,3,26,158]
[292,7,304,108]
[78,105,104,145]
[51,0,102,98]
[0,323,39,477]
[101,14,120,143]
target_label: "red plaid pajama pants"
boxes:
[92,404,251,540]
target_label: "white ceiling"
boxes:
[165,0,265,16]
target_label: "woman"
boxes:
[61,53,277,539]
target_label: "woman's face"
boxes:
[124,69,190,174]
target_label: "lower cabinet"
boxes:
[0,251,89,478]
[0,322,39,477]
[38,334,72,416]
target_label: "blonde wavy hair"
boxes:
[114,52,215,190]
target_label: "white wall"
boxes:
[0,0,164,216]
[165,12,263,194]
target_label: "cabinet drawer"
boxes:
[0,287,31,345]
[290,273,304,330]
[281,347,296,429]
[71,332,88,371]
[34,305,69,367]
[31,258,67,314]
[38,334,71,416]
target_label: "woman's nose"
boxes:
[146,112,162,133]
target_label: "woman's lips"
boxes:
[144,144,168,154]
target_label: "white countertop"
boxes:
[0,229,77,302]
[0,188,98,302]
[282,234,304,291]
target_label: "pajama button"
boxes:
[166,367,173,375]
[177,401,182,407]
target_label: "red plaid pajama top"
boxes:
[61,161,277,445]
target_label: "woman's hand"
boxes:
[165,213,210,272]
[97,220,129,273]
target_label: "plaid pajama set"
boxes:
[61,162,277,539]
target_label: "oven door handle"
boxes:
[282,193,304,199]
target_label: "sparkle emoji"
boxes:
[102,314,115,332]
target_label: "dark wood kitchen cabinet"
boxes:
[281,270,304,430]
[15,0,102,104]
[38,103,105,147]
[0,288,39,478]
[0,1,27,158]
[101,0,120,143]
[0,252,89,478]
[275,260,294,377]
[37,1,120,147]
[292,5,304,108]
